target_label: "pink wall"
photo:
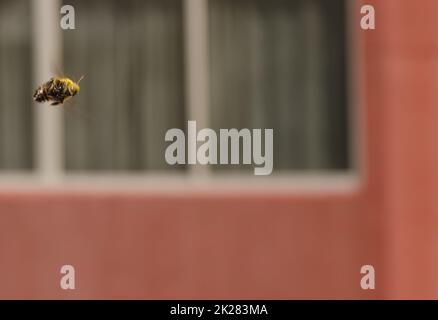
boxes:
[380,0,438,298]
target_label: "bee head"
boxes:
[69,83,80,96]
[69,75,84,96]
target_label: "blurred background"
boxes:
[0,0,437,299]
[0,0,350,172]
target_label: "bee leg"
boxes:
[51,101,61,106]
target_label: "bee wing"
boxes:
[62,96,95,124]
[51,64,65,79]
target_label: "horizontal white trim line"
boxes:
[0,172,361,195]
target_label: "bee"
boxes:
[33,76,84,106]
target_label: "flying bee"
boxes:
[33,76,84,106]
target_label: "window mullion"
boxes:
[31,0,64,182]
[184,0,211,177]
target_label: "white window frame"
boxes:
[0,0,361,195]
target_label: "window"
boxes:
[63,0,185,172]
[209,0,350,172]
[0,0,352,182]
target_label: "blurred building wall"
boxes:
[378,0,438,299]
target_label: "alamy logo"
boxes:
[60,5,75,30]
[60,265,75,290]
[360,5,375,30]
[360,265,375,290]
[165,121,273,175]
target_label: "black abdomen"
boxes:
[33,87,50,102]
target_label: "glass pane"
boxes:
[0,0,33,170]
[63,0,185,171]
[209,0,349,172]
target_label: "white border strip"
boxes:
[0,172,360,195]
